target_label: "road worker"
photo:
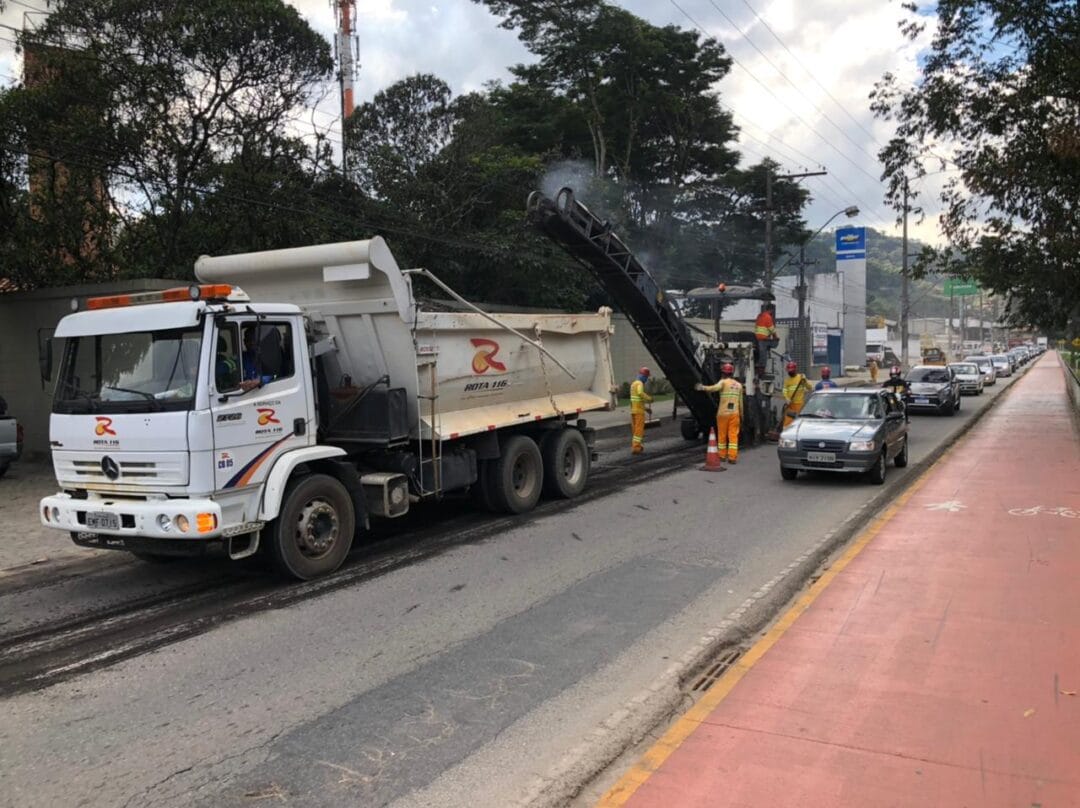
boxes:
[868,357,879,383]
[781,360,812,428]
[814,366,838,391]
[754,303,777,376]
[629,367,653,454]
[695,362,743,464]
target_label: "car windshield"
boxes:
[949,364,978,374]
[991,355,1008,364]
[800,394,878,420]
[53,327,203,414]
[909,368,951,383]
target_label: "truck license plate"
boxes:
[86,511,120,531]
[807,451,836,463]
[915,397,929,405]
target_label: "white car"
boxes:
[948,362,984,395]
[963,355,997,386]
[990,354,1013,377]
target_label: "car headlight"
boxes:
[778,437,797,449]
[849,439,877,452]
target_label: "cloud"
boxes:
[0,0,946,244]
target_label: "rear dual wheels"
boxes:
[475,431,590,514]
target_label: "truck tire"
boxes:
[0,462,8,479]
[488,435,543,514]
[266,473,355,580]
[540,429,590,499]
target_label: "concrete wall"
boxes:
[0,280,175,457]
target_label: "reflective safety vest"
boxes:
[629,379,653,414]
[754,312,776,341]
[702,377,743,416]
[783,374,811,406]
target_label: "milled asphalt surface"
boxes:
[0,372,1029,808]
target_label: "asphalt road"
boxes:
[0,370,1030,808]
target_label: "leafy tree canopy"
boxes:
[871,0,1080,332]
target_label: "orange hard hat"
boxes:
[786,361,798,372]
[638,366,651,377]
[721,362,734,375]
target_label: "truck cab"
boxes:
[40,284,333,569]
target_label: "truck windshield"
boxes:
[53,327,203,414]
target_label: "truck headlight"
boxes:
[849,439,876,452]
[156,513,172,532]
[778,437,796,449]
[174,514,190,533]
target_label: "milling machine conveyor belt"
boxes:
[527,187,717,431]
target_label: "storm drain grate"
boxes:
[691,648,743,693]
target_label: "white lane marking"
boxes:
[925,500,967,512]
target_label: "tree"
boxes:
[871,0,1080,331]
[0,0,333,286]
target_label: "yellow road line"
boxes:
[597,454,949,806]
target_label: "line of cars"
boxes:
[776,343,1044,486]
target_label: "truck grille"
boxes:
[54,453,188,486]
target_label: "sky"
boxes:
[0,0,946,245]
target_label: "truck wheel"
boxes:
[489,435,543,514]
[0,462,8,479]
[541,429,590,499]
[266,473,355,580]
[680,418,701,441]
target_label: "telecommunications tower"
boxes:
[332,0,359,169]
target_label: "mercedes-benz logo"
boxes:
[818,441,826,448]
[101,456,120,480]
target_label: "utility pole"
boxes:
[795,246,819,373]
[900,178,910,368]
[764,169,827,293]
[333,0,359,173]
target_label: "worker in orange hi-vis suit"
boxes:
[782,361,813,429]
[695,362,743,464]
[754,303,777,374]
[629,367,653,454]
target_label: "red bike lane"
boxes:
[600,353,1080,807]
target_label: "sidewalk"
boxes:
[599,352,1080,807]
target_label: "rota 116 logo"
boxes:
[94,417,116,436]
[471,338,506,374]
[256,408,280,426]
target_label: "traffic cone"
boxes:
[701,428,726,472]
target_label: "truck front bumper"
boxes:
[40,492,224,540]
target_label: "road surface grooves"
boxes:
[0,439,699,698]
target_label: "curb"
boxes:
[516,365,1032,808]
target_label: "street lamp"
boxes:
[796,205,859,327]
[792,206,859,375]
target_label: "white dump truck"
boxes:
[39,240,616,578]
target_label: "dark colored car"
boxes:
[777,388,909,485]
[905,365,961,415]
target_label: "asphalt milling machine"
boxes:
[527,186,782,448]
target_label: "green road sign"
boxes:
[943,279,980,296]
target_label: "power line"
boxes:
[734,0,885,149]
[667,1,892,226]
[700,0,884,166]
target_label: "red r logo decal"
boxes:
[94,417,116,436]
[471,338,507,374]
